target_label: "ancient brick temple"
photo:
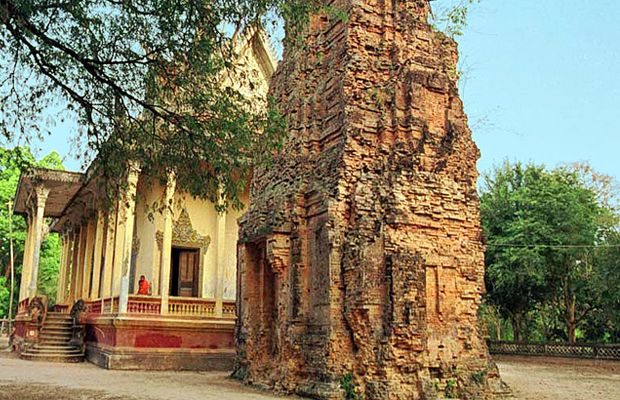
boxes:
[235,0,505,399]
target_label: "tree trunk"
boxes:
[511,317,523,341]
[566,295,577,344]
[523,314,530,341]
[563,280,578,344]
[495,314,502,341]
[540,309,550,341]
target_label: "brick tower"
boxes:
[235,1,506,398]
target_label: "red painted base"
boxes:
[84,315,235,370]
[11,315,39,356]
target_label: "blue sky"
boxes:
[453,0,620,180]
[20,0,620,182]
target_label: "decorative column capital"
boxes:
[34,185,51,207]
[127,161,141,184]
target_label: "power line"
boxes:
[486,243,620,249]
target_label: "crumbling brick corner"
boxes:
[235,0,509,399]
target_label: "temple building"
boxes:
[11,33,276,370]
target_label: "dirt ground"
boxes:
[495,354,620,400]
[1,350,620,399]
[0,350,291,400]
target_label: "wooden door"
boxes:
[178,249,198,297]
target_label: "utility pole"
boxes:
[7,199,15,337]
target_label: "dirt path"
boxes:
[2,350,620,399]
[0,351,294,400]
[495,355,620,400]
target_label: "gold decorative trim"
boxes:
[156,209,211,251]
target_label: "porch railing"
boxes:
[80,296,233,319]
[222,301,236,317]
[128,295,161,315]
[168,297,215,317]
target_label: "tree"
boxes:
[480,161,617,343]
[1,0,305,209]
[480,162,549,341]
[429,0,481,37]
[1,1,477,210]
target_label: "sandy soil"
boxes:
[1,350,620,399]
[495,355,620,400]
[0,350,294,400]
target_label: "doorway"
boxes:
[170,247,199,297]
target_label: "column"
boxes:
[55,234,69,304]
[111,199,126,297]
[28,186,50,297]
[101,212,116,298]
[118,162,140,314]
[74,223,88,300]
[159,171,176,315]
[80,217,97,300]
[18,213,35,301]
[62,232,75,303]
[68,228,82,304]
[58,230,73,304]
[213,209,226,317]
[90,211,106,300]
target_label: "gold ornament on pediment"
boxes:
[156,208,211,251]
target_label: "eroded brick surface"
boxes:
[235,1,506,398]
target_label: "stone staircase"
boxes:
[20,312,84,363]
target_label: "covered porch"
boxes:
[13,163,240,370]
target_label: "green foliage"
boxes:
[470,370,487,386]
[481,160,620,343]
[430,0,481,37]
[0,277,10,317]
[36,151,65,171]
[1,0,314,211]
[444,378,458,398]
[339,373,359,400]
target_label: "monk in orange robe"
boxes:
[138,275,150,295]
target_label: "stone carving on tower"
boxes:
[235,0,507,399]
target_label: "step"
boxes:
[39,340,72,346]
[20,352,84,363]
[42,323,73,329]
[45,316,73,322]
[33,344,79,351]
[39,335,72,343]
[41,329,73,337]
[44,319,73,325]
[41,327,73,335]
[29,348,82,355]
[46,313,72,318]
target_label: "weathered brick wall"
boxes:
[235,1,507,398]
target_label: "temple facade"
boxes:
[12,33,276,370]
[13,164,244,368]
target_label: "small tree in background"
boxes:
[481,160,620,343]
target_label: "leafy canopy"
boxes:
[0,0,473,209]
[0,0,327,209]
[480,160,620,343]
